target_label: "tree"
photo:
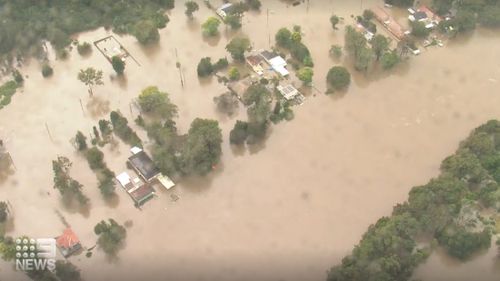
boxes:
[246,0,262,10]
[74,131,88,151]
[55,261,81,281]
[479,6,500,27]
[225,14,242,29]
[185,1,200,18]
[137,86,178,120]
[291,31,302,43]
[226,37,251,61]
[228,67,240,81]
[327,66,351,90]
[110,111,143,147]
[354,46,373,72]
[86,147,105,170]
[197,57,214,77]
[230,121,249,145]
[437,225,492,260]
[330,45,343,58]
[180,119,223,175]
[213,58,229,71]
[371,34,390,60]
[12,70,23,85]
[297,67,314,85]
[380,50,400,70]
[363,9,375,21]
[410,21,430,38]
[77,42,92,56]
[111,56,125,75]
[275,28,292,47]
[330,15,340,30]
[77,67,103,96]
[214,92,239,116]
[0,202,8,223]
[202,17,221,36]
[98,120,112,137]
[133,20,160,44]
[94,219,127,256]
[42,64,54,78]
[52,156,89,206]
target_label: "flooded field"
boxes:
[1,1,499,280]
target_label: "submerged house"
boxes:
[116,172,156,206]
[246,55,265,76]
[216,3,234,19]
[371,6,408,40]
[56,228,82,258]
[128,147,161,183]
[260,51,289,77]
[408,6,442,28]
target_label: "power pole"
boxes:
[45,122,53,142]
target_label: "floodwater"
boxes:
[1,1,499,281]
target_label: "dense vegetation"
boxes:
[134,86,223,177]
[0,0,174,60]
[110,111,143,148]
[327,120,500,281]
[74,134,117,199]
[275,26,314,67]
[433,0,500,34]
[0,81,19,110]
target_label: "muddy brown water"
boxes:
[1,1,499,280]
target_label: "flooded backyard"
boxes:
[1,1,499,280]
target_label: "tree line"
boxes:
[327,119,500,281]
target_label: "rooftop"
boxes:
[260,50,279,61]
[56,228,80,250]
[128,148,160,182]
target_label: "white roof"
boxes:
[116,172,131,187]
[273,65,289,77]
[130,146,142,155]
[277,85,299,100]
[269,56,287,67]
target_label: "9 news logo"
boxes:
[15,238,56,271]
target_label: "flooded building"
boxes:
[408,6,442,28]
[371,6,408,40]
[216,3,233,19]
[56,228,82,258]
[260,51,289,77]
[116,171,156,206]
[246,55,265,76]
[94,36,129,63]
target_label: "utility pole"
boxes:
[79,98,85,115]
[267,9,270,47]
[45,122,53,142]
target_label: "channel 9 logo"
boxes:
[15,238,56,271]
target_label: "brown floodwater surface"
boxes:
[1,1,499,280]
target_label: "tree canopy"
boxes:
[0,0,173,58]
[94,219,127,256]
[137,86,178,120]
[327,66,351,90]
[185,1,200,18]
[202,17,221,36]
[111,56,125,75]
[179,119,223,175]
[226,37,251,61]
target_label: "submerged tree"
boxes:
[185,1,200,18]
[94,219,127,256]
[52,156,89,206]
[330,15,340,30]
[0,202,8,223]
[226,37,251,61]
[111,56,125,75]
[77,67,103,96]
[327,66,351,91]
[297,67,314,85]
[202,17,221,36]
[180,118,223,175]
[55,261,81,281]
[137,86,178,120]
